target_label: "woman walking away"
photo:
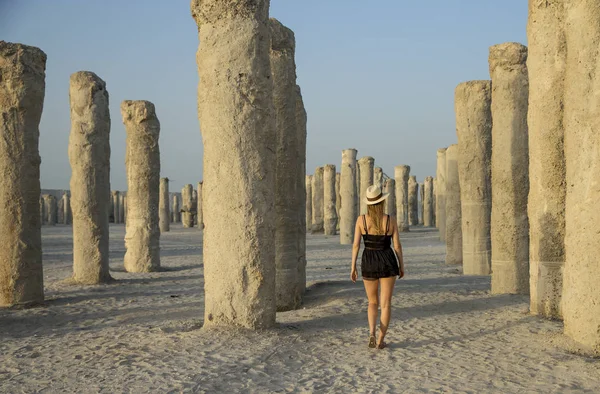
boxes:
[351,185,404,349]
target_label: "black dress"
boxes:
[360,215,400,280]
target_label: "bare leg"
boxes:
[363,279,380,337]
[378,276,396,347]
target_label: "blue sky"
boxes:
[1,0,527,191]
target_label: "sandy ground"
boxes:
[0,224,598,393]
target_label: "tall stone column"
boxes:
[408,176,418,226]
[270,18,302,311]
[358,157,374,215]
[445,144,462,266]
[311,167,324,233]
[0,42,45,306]
[384,178,396,217]
[335,172,341,231]
[423,176,434,227]
[68,71,111,284]
[436,148,447,240]
[374,167,383,188]
[181,184,194,228]
[192,0,277,329]
[489,43,530,294]
[45,194,57,225]
[394,165,410,232]
[295,85,307,296]
[118,194,125,224]
[61,192,71,225]
[112,191,120,224]
[432,178,437,226]
[340,149,357,244]
[455,80,492,275]
[563,0,600,352]
[305,175,312,232]
[419,183,424,225]
[172,195,180,223]
[159,178,170,233]
[323,164,338,235]
[121,100,161,273]
[527,0,566,319]
[197,181,203,229]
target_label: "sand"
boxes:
[0,225,598,393]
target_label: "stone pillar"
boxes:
[58,195,65,224]
[527,1,566,319]
[455,80,492,275]
[394,165,410,232]
[489,43,530,294]
[305,175,312,232]
[159,178,170,233]
[563,0,600,351]
[0,42,45,306]
[61,192,71,225]
[118,194,125,224]
[295,85,307,297]
[196,182,203,229]
[335,172,341,232]
[374,167,383,188]
[172,195,180,223]
[121,100,161,273]
[192,189,198,226]
[311,167,324,233]
[445,144,462,266]
[408,176,418,226]
[384,179,396,217]
[181,184,194,228]
[122,195,127,224]
[424,176,434,227]
[44,194,57,226]
[112,191,120,224]
[192,0,277,329]
[340,149,357,244]
[436,148,447,240]
[419,183,424,225]
[68,71,112,284]
[323,164,338,235]
[432,178,437,226]
[358,157,374,215]
[40,197,46,225]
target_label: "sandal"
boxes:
[376,341,387,349]
[368,335,376,348]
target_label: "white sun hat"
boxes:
[364,184,389,205]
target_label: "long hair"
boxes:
[366,201,386,235]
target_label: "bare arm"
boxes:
[391,216,404,277]
[350,216,362,282]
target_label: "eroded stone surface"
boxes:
[444,144,462,266]
[395,165,410,232]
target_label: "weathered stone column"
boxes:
[335,172,341,231]
[118,194,125,224]
[44,195,57,225]
[436,148,447,239]
[444,144,462,266]
[181,184,194,228]
[527,0,566,319]
[172,195,180,223]
[384,178,396,217]
[408,176,418,226]
[112,191,120,224]
[295,85,307,296]
[424,176,434,227]
[40,197,46,225]
[340,149,357,244]
[270,18,302,311]
[489,43,530,294]
[58,195,65,224]
[419,183,424,225]
[159,178,170,233]
[455,80,492,275]
[121,100,161,273]
[0,42,45,306]
[192,0,277,328]
[432,178,437,226]
[192,189,198,226]
[305,175,312,232]
[63,192,72,225]
[358,157,374,215]
[311,167,324,233]
[563,0,600,352]
[68,71,112,284]
[394,165,410,232]
[323,164,338,235]
[122,195,127,224]
[374,167,383,188]
[197,181,203,229]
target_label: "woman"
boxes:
[351,184,405,349]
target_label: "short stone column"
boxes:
[305,175,312,232]
[423,176,434,227]
[374,167,383,188]
[340,149,357,244]
[311,167,324,233]
[444,144,462,266]
[323,164,338,235]
[159,178,170,233]
[172,195,180,223]
[192,0,277,328]
[118,194,125,224]
[408,176,418,226]
[197,182,203,229]
[384,179,396,217]
[0,42,45,306]
[121,100,161,273]
[358,157,374,215]
[62,192,72,225]
[335,172,341,232]
[394,165,410,232]
[419,183,424,225]
[112,191,121,224]
[436,148,447,239]
[69,71,112,284]
[192,189,198,226]
[455,81,492,275]
[489,43,529,294]
[44,195,57,225]
[528,1,566,319]
[181,184,194,228]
